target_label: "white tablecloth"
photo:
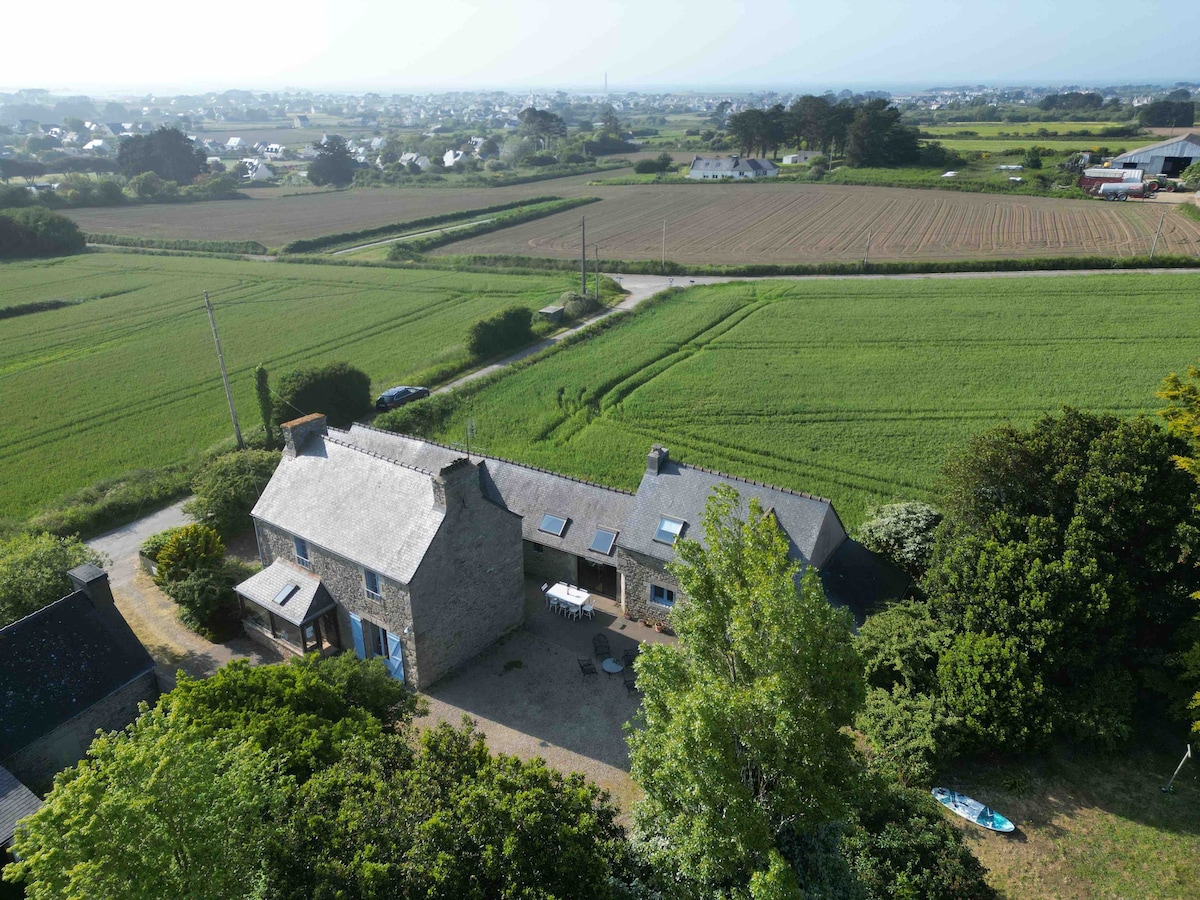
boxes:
[548,582,589,612]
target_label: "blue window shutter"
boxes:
[385,631,404,682]
[349,612,365,659]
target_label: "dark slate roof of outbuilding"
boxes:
[0,593,155,760]
[621,456,841,566]
[0,764,40,847]
[343,426,636,561]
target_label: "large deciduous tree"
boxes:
[5,654,417,899]
[116,126,207,183]
[628,485,863,896]
[306,134,357,186]
[858,407,1200,776]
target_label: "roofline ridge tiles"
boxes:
[321,433,438,478]
[348,423,637,497]
[673,460,833,505]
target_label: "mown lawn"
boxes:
[0,254,573,519]
[431,274,1200,527]
[938,742,1200,899]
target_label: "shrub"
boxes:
[375,391,458,438]
[0,533,106,628]
[272,361,371,430]
[857,501,942,579]
[466,305,534,359]
[0,206,86,258]
[154,523,225,585]
[165,566,239,636]
[141,526,187,563]
[184,449,281,537]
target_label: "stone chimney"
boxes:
[646,445,669,475]
[280,413,328,457]
[432,458,479,512]
[67,564,113,609]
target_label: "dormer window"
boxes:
[654,517,685,545]
[364,569,382,602]
[538,514,568,537]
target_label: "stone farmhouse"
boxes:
[0,566,158,788]
[236,414,852,690]
[688,154,780,179]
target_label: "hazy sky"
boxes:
[2,0,1193,95]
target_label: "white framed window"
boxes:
[294,537,310,569]
[373,624,390,658]
[654,516,685,545]
[363,569,382,601]
[650,584,675,607]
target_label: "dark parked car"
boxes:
[375,386,430,411]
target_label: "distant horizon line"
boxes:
[2,78,1196,99]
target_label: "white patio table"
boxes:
[547,582,589,617]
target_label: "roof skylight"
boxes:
[538,514,568,537]
[590,527,618,555]
[654,517,685,545]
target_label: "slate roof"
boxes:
[0,592,155,759]
[0,765,40,847]
[235,560,334,627]
[343,426,636,561]
[250,433,446,585]
[621,453,844,568]
[689,155,779,174]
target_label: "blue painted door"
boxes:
[385,631,405,682]
[348,612,365,659]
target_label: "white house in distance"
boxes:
[782,151,821,165]
[688,155,780,179]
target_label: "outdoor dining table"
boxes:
[547,582,589,615]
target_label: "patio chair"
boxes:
[592,634,610,658]
[623,670,639,696]
[622,648,638,667]
[562,602,581,621]
[581,598,596,619]
[578,658,597,679]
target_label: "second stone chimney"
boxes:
[68,564,114,609]
[280,413,328,457]
[433,458,479,512]
[646,445,669,475]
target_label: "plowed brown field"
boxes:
[434,183,1200,263]
[65,171,622,247]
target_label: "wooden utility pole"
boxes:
[580,216,587,296]
[204,291,244,450]
[1149,209,1167,260]
[594,244,600,301]
[661,219,666,270]
[864,230,871,268]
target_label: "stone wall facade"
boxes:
[617,548,682,625]
[408,470,525,689]
[522,541,576,588]
[255,520,418,680]
[3,670,157,791]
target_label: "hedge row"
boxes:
[387,197,599,259]
[86,233,268,254]
[431,252,1200,278]
[278,196,565,254]
[0,298,79,320]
